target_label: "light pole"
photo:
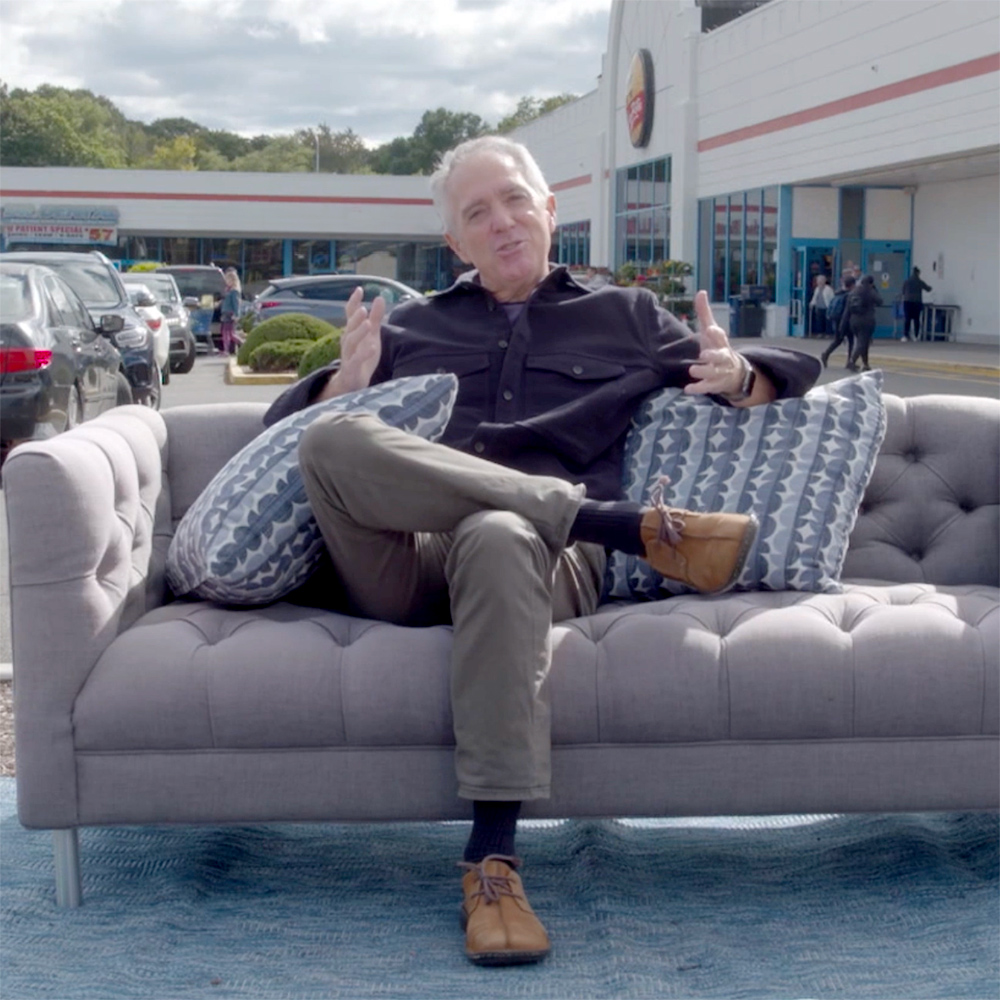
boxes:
[313,132,320,173]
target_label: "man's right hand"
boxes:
[317,287,385,400]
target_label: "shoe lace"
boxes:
[458,854,521,904]
[649,476,685,547]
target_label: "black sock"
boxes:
[463,801,522,864]
[569,499,645,555]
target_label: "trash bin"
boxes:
[730,287,766,338]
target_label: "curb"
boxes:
[224,358,297,386]
[866,356,998,378]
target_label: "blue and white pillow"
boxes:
[605,371,887,600]
[167,373,458,605]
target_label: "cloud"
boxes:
[0,0,611,144]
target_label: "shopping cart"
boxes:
[189,306,215,353]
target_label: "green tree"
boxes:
[142,135,198,170]
[411,108,491,173]
[230,135,312,173]
[0,84,129,167]
[297,124,371,174]
[496,94,577,133]
[146,117,204,142]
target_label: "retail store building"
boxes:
[1,0,997,343]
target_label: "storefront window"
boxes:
[699,185,779,303]
[553,221,591,267]
[614,157,671,272]
[762,187,778,300]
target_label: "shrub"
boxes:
[236,312,336,366]
[126,261,164,272]
[298,332,342,379]
[247,339,315,373]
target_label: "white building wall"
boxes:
[1,167,443,240]
[791,187,840,238]
[508,91,603,261]
[696,0,999,195]
[912,174,999,343]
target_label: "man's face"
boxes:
[443,152,556,302]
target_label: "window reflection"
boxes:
[614,157,671,271]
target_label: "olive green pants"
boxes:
[298,412,606,800]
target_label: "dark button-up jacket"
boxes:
[265,268,820,500]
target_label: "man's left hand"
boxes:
[684,290,747,397]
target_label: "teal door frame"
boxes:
[862,240,910,339]
[788,239,837,338]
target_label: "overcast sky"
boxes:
[0,0,613,144]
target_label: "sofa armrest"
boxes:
[4,406,168,827]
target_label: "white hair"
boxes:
[429,135,551,233]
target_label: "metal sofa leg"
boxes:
[52,829,82,908]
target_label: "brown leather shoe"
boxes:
[459,855,551,966]
[639,481,757,595]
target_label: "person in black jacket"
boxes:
[265,136,820,967]
[900,266,932,342]
[820,275,855,369]
[846,275,884,372]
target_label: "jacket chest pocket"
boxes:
[523,354,627,407]
[392,352,492,410]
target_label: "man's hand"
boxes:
[317,287,385,401]
[684,291,748,398]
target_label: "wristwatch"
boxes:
[722,354,756,402]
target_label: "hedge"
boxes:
[298,332,342,379]
[236,312,337,366]
[247,339,316,373]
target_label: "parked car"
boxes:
[124,283,171,383]
[251,274,423,326]
[0,261,131,464]
[1,251,163,409]
[155,264,227,351]
[121,271,196,374]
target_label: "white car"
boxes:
[125,283,170,381]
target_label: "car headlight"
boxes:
[114,324,150,348]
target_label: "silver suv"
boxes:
[252,274,423,326]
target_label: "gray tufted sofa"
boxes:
[4,392,998,907]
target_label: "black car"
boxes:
[1,251,163,409]
[0,262,132,463]
[251,274,423,326]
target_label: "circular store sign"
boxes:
[626,49,655,148]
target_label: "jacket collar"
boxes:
[434,264,591,303]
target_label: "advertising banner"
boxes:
[3,222,118,244]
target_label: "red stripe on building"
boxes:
[698,52,1000,153]
[550,174,592,192]
[0,189,434,206]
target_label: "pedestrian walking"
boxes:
[900,267,932,342]
[846,275,883,372]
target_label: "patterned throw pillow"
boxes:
[604,371,887,600]
[167,373,458,605]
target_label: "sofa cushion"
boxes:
[605,371,886,600]
[166,374,458,604]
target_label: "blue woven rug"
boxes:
[0,780,996,1000]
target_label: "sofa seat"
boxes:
[74,582,998,755]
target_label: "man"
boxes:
[846,274,884,372]
[265,136,819,966]
[820,275,856,369]
[900,266,932,342]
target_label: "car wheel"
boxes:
[115,372,134,406]
[65,384,84,432]
[173,334,196,374]
[134,379,162,410]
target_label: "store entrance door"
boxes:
[789,243,836,337]
[862,245,909,338]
